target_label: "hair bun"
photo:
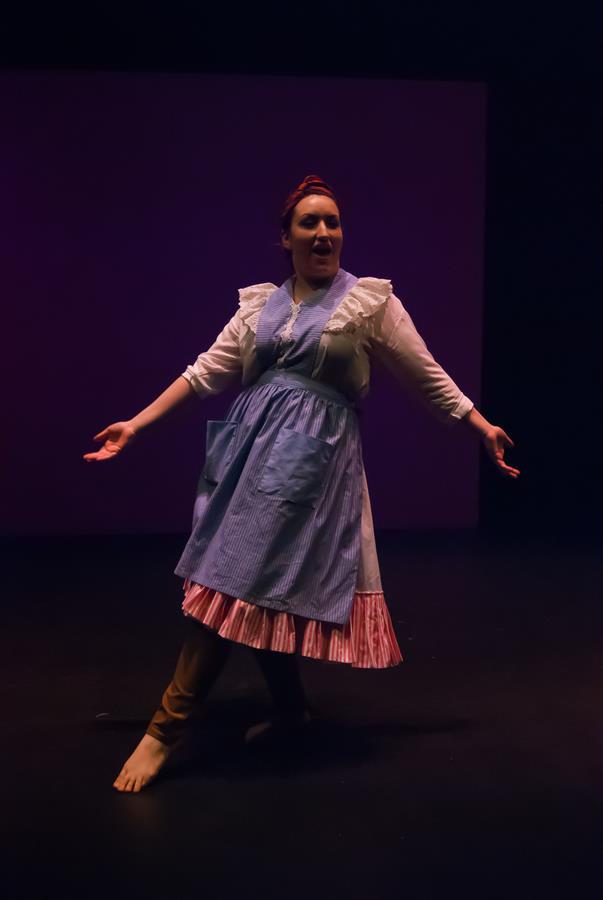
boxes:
[281,175,337,227]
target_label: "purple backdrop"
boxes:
[2,72,485,535]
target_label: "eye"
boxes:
[326,216,340,228]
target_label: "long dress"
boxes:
[174,268,474,668]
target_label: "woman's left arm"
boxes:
[368,293,520,480]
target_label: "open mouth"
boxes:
[312,245,332,256]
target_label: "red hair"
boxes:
[280,175,338,234]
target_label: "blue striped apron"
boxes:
[174,269,364,625]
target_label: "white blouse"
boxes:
[182,276,474,427]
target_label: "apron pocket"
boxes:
[257,427,335,508]
[202,420,239,484]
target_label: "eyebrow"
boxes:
[299,212,340,219]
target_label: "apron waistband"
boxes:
[252,369,356,411]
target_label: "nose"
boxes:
[315,220,329,238]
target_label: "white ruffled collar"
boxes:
[238,276,391,335]
[322,276,391,334]
[237,282,278,334]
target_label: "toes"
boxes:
[112,741,169,793]
[113,766,129,790]
[117,773,133,792]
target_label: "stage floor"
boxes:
[2,530,602,899]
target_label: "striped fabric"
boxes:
[182,579,403,669]
[175,268,402,651]
[174,275,368,626]
[174,373,364,624]
[255,268,358,373]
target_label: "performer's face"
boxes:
[282,195,343,285]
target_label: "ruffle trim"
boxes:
[182,579,403,669]
[238,283,278,334]
[323,277,392,335]
[237,277,392,337]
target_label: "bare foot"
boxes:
[113,732,174,793]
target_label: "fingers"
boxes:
[487,442,520,478]
[497,431,518,476]
[82,450,104,461]
[82,445,120,462]
[497,460,521,478]
[486,429,518,478]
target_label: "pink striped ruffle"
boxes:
[182,579,403,669]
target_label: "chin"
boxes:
[310,260,339,280]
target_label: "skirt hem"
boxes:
[182,579,403,670]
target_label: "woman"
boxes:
[84,175,520,793]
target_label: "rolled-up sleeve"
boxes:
[182,310,243,398]
[368,293,474,426]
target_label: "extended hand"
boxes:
[83,421,137,462]
[481,426,520,479]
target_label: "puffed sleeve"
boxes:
[181,309,243,398]
[368,293,474,426]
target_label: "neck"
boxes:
[292,270,336,303]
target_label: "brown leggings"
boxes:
[146,617,308,746]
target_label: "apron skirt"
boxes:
[174,370,402,668]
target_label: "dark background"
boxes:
[2,72,485,534]
[2,7,602,899]
[1,1,600,538]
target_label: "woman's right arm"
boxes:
[83,310,243,462]
[82,376,197,462]
[130,375,197,433]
